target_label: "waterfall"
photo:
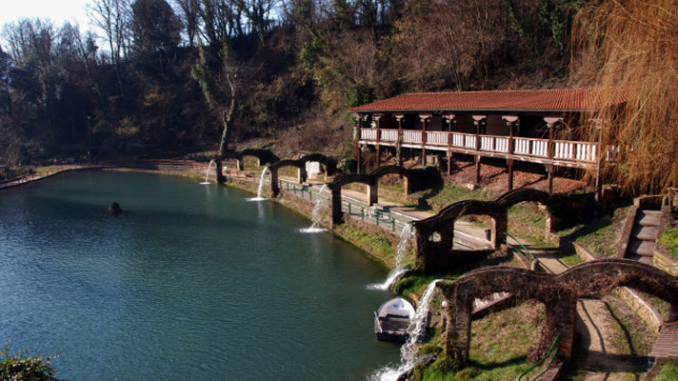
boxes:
[300,184,328,233]
[247,167,269,201]
[200,160,215,184]
[369,224,412,290]
[369,280,441,381]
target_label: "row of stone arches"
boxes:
[412,188,595,273]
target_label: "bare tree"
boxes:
[88,0,131,65]
[172,0,201,47]
[191,42,242,155]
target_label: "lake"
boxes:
[0,170,400,380]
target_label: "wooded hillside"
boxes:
[1,0,676,194]
[0,0,583,162]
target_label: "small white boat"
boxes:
[374,297,415,342]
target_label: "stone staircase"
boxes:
[625,209,662,265]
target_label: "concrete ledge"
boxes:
[617,286,663,333]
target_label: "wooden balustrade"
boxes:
[403,130,423,144]
[380,129,398,142]
[360,128,599,167]
[426,131,448,146]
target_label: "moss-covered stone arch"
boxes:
[437,259,678,368]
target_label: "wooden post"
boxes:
[395,114,405,167]
[544,117,562,195]
[419,114,432,165]
[355,113,362,174]
[507,159,514,191]
[472,115,486,185]
[375,113,383,168]
[444,114,455,177]
[503,116,519,191]
[547,164,554,194]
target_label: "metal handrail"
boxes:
[504,232,536,262]
[279,179,412,232]
[517,336,560,381]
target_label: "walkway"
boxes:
[511,241,651,380]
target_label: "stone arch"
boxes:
[437,259,678,368]
[328,165,417,224]
[238,148,280,169]
[268,159,309,197]
[412,199,505,272]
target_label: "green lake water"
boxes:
[0,170,400,380]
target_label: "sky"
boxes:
[0,0,94,32]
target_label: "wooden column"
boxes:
[591,118,603,202]
[444,114,456,177]
[472,115,486,184]
[503,115,519,191]
[354,113,362,174]
[419,114,432,165]
[544,117,562,195]
[395,114,405,167]
[374,113,383,168]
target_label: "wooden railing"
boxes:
[360,128,599,165]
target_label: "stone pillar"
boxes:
[270,168,280,197]
[444,295,473,367]
[404,176,411,195]
[236,158,244,171]
[539,294,577,361]
[367,182,378,206]
[331,186,344,224]
[216,161,225,183]
[297,166,307,184]
[492,211,508,250]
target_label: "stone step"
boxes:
[626,254,654,265]
[637,210,661,227]
[628,240,656,257]
[633,226,659,241]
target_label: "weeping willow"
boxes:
[573,0,678,194]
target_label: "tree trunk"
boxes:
[218,95,237,156]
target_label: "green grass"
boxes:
[508,203,546,228]
[558,205,631,258]
[414,302,545,381]
[659,225,678,261]
[425,184,494,206]
[657,361,678,381]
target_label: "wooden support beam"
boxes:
[508,158,515,190]
[475,155,481,184]
[420,114,431,166]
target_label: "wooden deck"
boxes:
[359,128,599,169]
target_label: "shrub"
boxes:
[0,342,61,381]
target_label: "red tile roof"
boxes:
[349,88,631,113]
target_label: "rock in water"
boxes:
[108,202,123,215]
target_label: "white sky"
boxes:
[0,0,94,32]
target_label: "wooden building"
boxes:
[350,88,630,193]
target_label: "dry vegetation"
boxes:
[573,0,678,194]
